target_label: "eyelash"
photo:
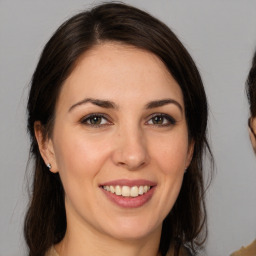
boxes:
[80,113,112,127]
[80,113,176,128]
[146,113,176,127]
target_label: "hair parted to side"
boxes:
[247,51,256,117]
[25,3,213,256]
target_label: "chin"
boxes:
[103,218,161,241]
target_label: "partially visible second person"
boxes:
[248,51,256,153]
[230,51,256,256]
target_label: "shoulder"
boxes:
[230,239,256,256]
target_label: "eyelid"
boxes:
[80,113,113,126]
[146,113,177,126]
[79,112,176,128]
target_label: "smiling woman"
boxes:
[24,3,212,256]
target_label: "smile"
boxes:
[102,185,151,197]
[100,179,156,208]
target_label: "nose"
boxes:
[112,126,149,170]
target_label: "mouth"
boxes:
[99,180,156,208]
[101,185,152,198]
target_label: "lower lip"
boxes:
[101,187,156,208]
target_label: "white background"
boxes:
[1,1,256,255]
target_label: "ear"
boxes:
[185,139,195,169]
[249,117,256,153]
[34,121,58,173]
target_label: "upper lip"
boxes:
[99,179,157,187]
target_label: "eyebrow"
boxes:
[145,99,183,112]
[69,98,117,112]
[68,97,182,112]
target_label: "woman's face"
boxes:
[42,43,194,241]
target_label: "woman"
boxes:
[24,3,212,256]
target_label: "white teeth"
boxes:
[130,186,139,197]
[103,186,110,192]
[102,185,151,197]
[115,185,121,195]
[138,186,144,195]
[122,186,130,197]
[110,185,115,193]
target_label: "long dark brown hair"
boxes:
[25,3,212,256]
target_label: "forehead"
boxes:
[58,42,184,108]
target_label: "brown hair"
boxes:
[247,51,256,117]
[25,3,212,256]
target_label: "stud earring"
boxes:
[47,163,52,169]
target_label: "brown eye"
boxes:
[88,116,103,125]
[81,114,110,126]
[147,114,176,126]
[152,116,164,124]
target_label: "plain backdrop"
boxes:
[1,1,256,255]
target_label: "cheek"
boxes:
[52,133,111,211]
[150,135,188,220]
[150,132,189,175]
[53,130,111,183]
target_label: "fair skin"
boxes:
[249,117,256,153]
[35,43,194,256]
